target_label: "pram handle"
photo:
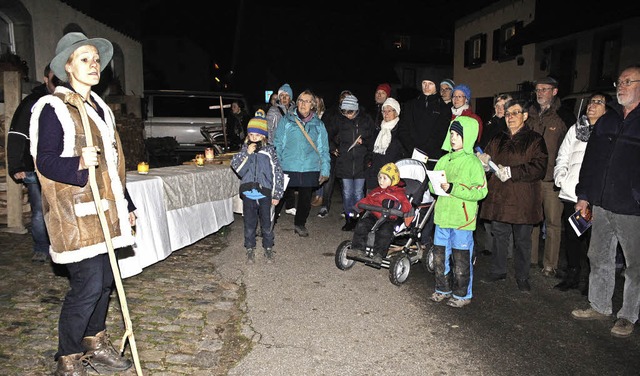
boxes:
[357,203,406,218]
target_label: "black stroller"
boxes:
[334,158,436,285]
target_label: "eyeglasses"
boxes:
[535,87,554,93]
[381,109,396,114]
[341,109,356,115]
[613,79,640,88]
[504,110,524,117]
[440,87,452,92]
[297,98,313,105]
[588,99,606,106]
[452,95,466,100]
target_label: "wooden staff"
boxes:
[64,93,143,376]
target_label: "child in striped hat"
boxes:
[231,109,285,264]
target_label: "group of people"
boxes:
[232,65,640,340]
[8,30,640,374]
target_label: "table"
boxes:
[118,164,239,278]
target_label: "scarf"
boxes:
[296,109,314,123]
[575,115,592,142]
[373,118,399,154]
[451,103,469,117]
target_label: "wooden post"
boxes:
[3,70,26,233]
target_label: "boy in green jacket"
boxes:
[429,116,488,307]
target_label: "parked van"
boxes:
[561,89,616,118]
[142,90,249,152]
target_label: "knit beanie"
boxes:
[450,120,463,139]
[440,79,455,89]
[382,97,401,116]
[453,84,471,102]
[247,109,268,137]
[379,162,400,186]
[278,83,293,99]
[341,94,359,111]
[376,83,391,97]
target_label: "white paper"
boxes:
[427,170,449,196]
[411,148,428,163]
[283,173,290,190]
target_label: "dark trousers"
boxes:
[321,157,337,211]
[351,215,396,256]
[275,186,314,227]
[283,188,296,210]
[491,221,533,280]
[56,253,113,359]
[562,200,591,271]
[242,196,274,249]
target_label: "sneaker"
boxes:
[611,318,634,338]
[447,297,471,308]
[246,248,255,264]
[516,278,531,293]
[317,208,329,218]
[541,267,556,277]
[481,273,506,283]
[294,225,309,237]
[571,307,611,321]
[430,292,451,302]
[340,212,346,219]
[264,248,274,263]
[31,252,49,263]
[285,208,297,216]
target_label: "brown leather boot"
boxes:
[54,353,87,376]
[81,330,132,371]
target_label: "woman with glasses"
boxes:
[477,99,548,292]
[365,98,406,192]
[273,90,331,237]
[553,92,611,293]
[451,84,483,142]
[334,94,375,231]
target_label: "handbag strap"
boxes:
[294,118,320,156]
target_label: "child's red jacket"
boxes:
[356,185,412,219]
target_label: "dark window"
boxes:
[591,30,620,90]
[154,96,233,119]
[492,21,523,62]
[464,33,487,68]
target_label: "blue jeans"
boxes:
[242,196,274,249]
[23,171,50,254]
[341,178,365,216]
[588,206,640,323]
[56,253,113,359]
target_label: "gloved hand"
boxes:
[476,152,491,166]
[382,198,397,209]
[318,175,329,185]
[80,146,100,169]
[495,164,512,182]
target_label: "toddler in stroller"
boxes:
[335,158,436,285]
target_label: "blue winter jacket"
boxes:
[231,143,285,200]
[274,111,331,177]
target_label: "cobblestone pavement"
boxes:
[0,226,248,375]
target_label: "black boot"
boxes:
[342,216,356,231]
[554,267,580,291]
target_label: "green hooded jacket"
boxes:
[429,116,488,230]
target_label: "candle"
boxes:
[137,162,149,174]
[195,154,205,166]
[205,147,214,160]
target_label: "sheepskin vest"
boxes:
[30,87,134,264]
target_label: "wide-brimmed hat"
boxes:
[50,32,113,81]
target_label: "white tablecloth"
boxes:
[118,164,239,278]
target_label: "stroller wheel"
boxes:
[422,245,435,274]
[335,240,356,270]
[389,254,411,285]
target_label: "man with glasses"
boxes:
[571,65,640,338]
[526,76,576,277]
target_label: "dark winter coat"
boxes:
[334,109,375,179]
[397,93,451,160]
[365,126,406,190]
[7,84,49,180]
[526,97,575,182]
[479,115,507,149]
[479,125,548,224]
[576,102,640,215]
